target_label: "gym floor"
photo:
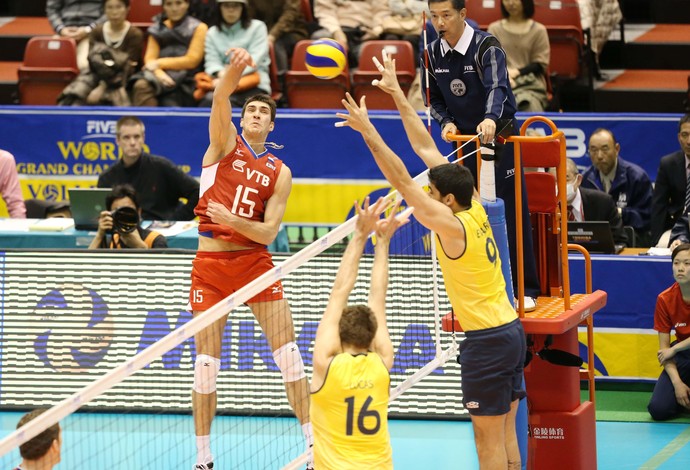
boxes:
[0,411,688,469]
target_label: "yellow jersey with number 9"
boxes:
[436,200,517,331]
[310,352,392,469]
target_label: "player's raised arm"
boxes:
[312,198,389,382]
[372,51,446,169]
[336,94,462,242]
[368,204,412,370]
[204,48,255,166]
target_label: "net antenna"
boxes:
[423,10,432,134]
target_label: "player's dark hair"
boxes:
[679,114,690,133]
[339,305,378,349]
[428,163,475,208]
[429,0,465,10]
[106,184,140,211]
[241,94,277,122]
[500,0,535,18]
[672,243,690,262]
[17,409,60,460]
[116,115,145,135]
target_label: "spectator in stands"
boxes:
[488,0,550,112]
[196,0,270,108]
[98,116,199,220]
[381,1,427,65]
[647,243,690,421]
[311,0,391,68]
[89,184,168,248]
[46,0,106,71]
[577,0,622,81]
[247,0,309,76]
[129,0,208,107]
[58,0,144,106]
[13,409,62,470]
[0,149,26,218]
[581,128,653,245]
[557,158,627,245]
[651,114,690,248]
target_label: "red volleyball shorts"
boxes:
[189,248,284,311]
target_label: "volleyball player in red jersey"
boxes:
[188,48,312,470]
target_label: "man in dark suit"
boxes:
[581,128,652,245]
[652,114,690,247]
[564,158,628,246]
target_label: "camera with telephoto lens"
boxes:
[111,206,139,234]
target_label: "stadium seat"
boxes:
[466,0,502,30]
[285,39,350,109]
[548,28,584,80]
[352,40,416,110]
[17,36,79,105]
[300,0,314,23]
[128,0,163,29]
[268,42,284,105]
[533,0,583,30]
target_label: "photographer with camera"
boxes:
[89,184,168,249]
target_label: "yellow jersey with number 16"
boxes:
[436,200,517,331]
[310,352,392,469]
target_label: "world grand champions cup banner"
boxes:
[0,107,683,221]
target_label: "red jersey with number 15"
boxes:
[195,135,284,247]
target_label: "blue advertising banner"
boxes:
[0,106,683,222]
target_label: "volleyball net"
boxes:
[0,193,463,468]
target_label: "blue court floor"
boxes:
[0,412,689,469]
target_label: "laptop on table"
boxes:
[567,221,625,254]
[68,188,112,230]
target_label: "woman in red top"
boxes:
[648,243,690,420]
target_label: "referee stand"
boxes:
[443,116,605,469]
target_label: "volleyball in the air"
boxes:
[305,39,347,79]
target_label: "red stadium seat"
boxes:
[300,0,314,23]
[533,0,586,80]
[548,28,584,80]
[17,36,79,105]
[533,0,583,30]
[128,0,163,29]
[285,40,350,109]
[268,42,283,104]
[466,0,502,30]
[352,40,416,110]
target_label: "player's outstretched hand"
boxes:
[371,49,402,96]
[335,93,372,134]
[354,197,390,237]
[226,47,256,69]
[376,201,413,244]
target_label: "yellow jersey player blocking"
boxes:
[336,51,527,470]
[310,197,412,469]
